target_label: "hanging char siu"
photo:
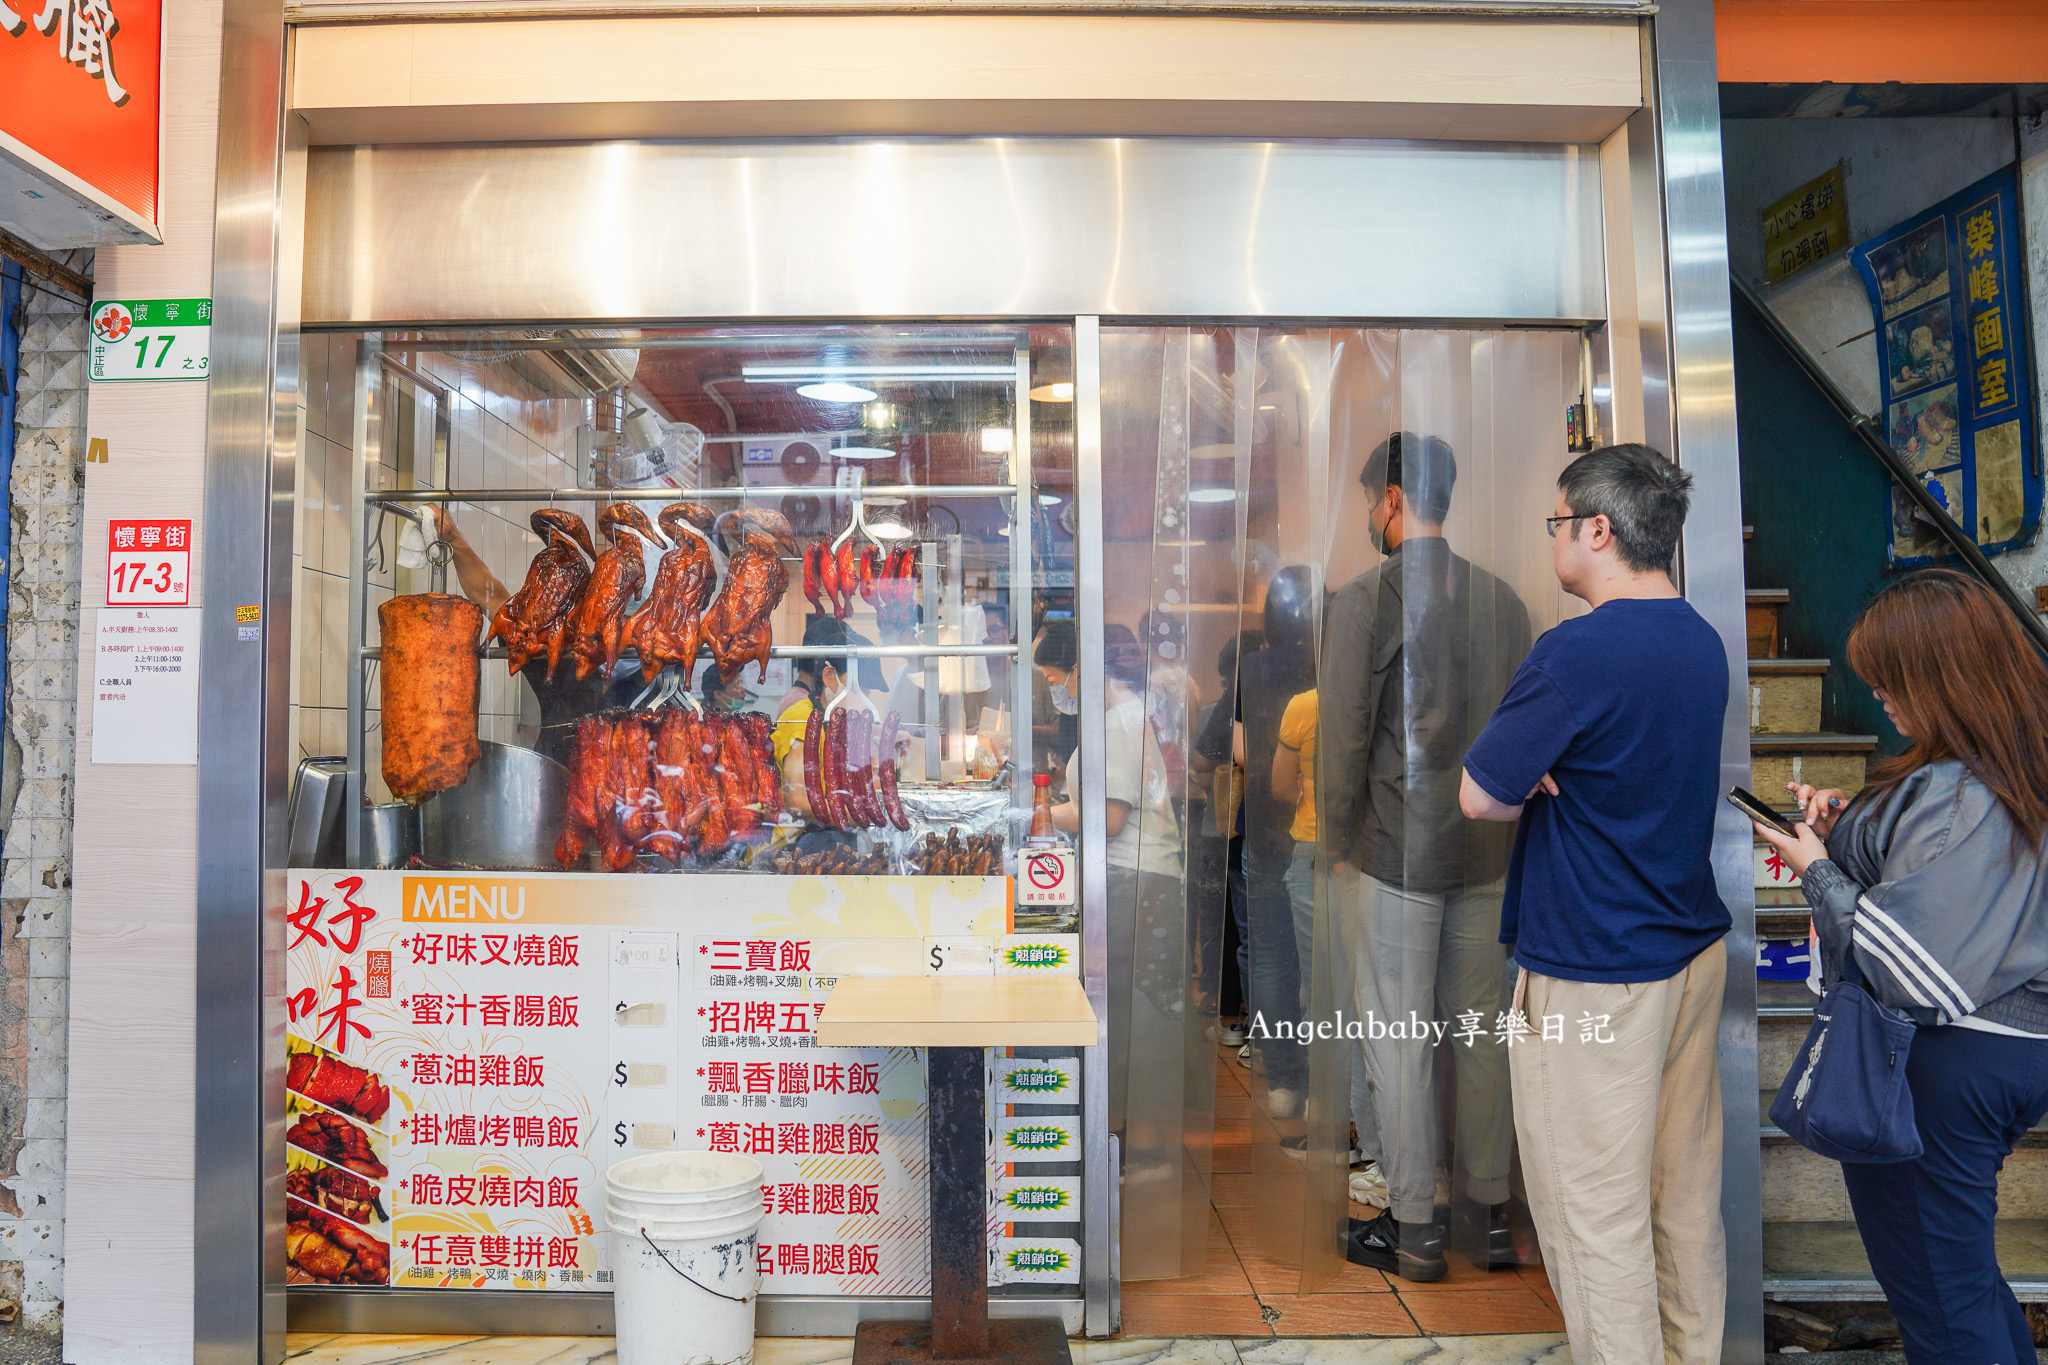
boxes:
[555,708,784,869]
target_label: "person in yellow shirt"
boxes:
[1274,690,1388,1211]
[774,616,877,835]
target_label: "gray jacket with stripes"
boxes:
[1801,759,2048,1032]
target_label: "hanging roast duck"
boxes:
[569,503,665,680]
[489,508,597,680]
[625,502,720,676]
[701,508,800,683]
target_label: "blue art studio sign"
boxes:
[1853,165,2038,566]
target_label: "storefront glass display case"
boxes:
[283,324,1089,1315]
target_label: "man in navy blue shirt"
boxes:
[1461,444,1731,1365]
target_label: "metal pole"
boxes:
[1012,342,1036,816]
[1072,317,1114,1338]
[922,541,940,781]
[927,1047,990,1360]
[1647,4,1761,1358]
[1731,277,2048,658]
[368,483,1021,503]
[345,340,379,866]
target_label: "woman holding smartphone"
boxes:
[1755,569,2048,1364]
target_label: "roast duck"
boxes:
[289,1205,391,1285]
[287,1109,387,1180]
[557,709,782,871]
[489,508,597,680]
[625,502,720,675]
[701,509,799,682]
[288,1164,386,1226]
[569,503,663,681]
[379,592,485,803]
[288,1049,391,1123]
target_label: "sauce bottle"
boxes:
[1029,772,1055,839]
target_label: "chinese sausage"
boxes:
[378,592,484,805]
[489,509,596,680]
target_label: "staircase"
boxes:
[1747,565,2048,1301]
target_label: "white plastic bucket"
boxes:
[606,1151,766,1365]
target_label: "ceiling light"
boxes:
[981,428,1014,454]
[868,520,915,540]
[1189,488,1236,503]
[746,364,1013,382]
[997,525,1011,537]
[1030,382,1076,403]
[797,381,878,404]
[1037,492,1062,505]
[835,445,896,460]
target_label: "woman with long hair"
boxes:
[1756,569,2048,1363]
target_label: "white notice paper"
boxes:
[92,607,200,764]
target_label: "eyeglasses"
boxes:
[1545,514,1593,538]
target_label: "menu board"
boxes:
[283,869,1080,1295]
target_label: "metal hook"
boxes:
[426,538,453,595]
[821,651,880,722]
[829,468,872,554]
[628,665,665,711]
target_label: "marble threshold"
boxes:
[286,1334,1573,1365]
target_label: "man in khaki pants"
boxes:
[1458,445,1733,1365]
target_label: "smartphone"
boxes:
[1728,786,1799,838]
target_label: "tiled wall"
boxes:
[292,337,596,802]
[0,262,90,1332]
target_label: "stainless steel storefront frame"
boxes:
[191,1,1758,1360]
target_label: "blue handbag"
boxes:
[1769,943,1923,1164]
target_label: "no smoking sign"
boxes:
[1017,846,1077,907]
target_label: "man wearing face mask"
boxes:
[700,662,751,713]
[1321,431,1532,1281]
[1036,624,1081,775]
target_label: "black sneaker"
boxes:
[1345,1210,1447,1282]
[1452,1197,1532,1270]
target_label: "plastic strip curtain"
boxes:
[1293,329,1581,1289]
[1100,326,1578,1290]
[1098,327,1245,1279]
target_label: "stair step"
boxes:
[1746,590,1788,660]
[1748,669,1824,734]
[1759,977,1818,1020]
[1751,733,1879,753]
[1757,908,1812,940]
[1752,733,1876,798]
[1765,1220,2048,1300]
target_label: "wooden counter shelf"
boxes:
[814,974,1097,1050]
[817,972,1096,1365]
